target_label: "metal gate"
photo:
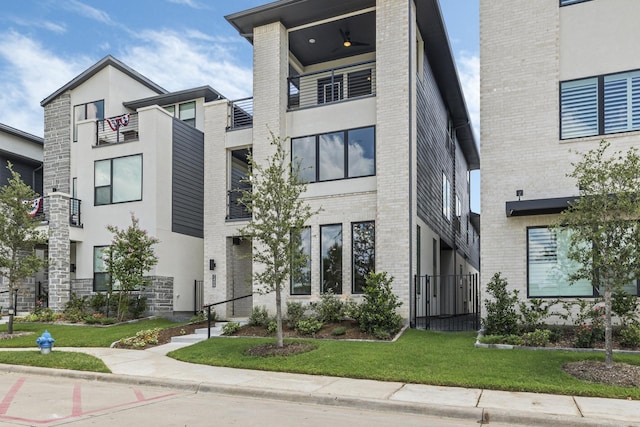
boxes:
[412,273,480,331]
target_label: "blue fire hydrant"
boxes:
[36,330,55,354]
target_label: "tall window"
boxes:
[95,154,142,205]
[291,227,311,295]
[527,227,639,297]
[74,100,104,142]
[321,224,342,294]
[442,173,451,221]
[561,71,640,139]
[93,246,110,292]
[292,126,375,183]
[352,221,375,293]
[179,101,196,127]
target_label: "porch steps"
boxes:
[170,320,248,344]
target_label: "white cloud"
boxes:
[166,0,206,9]
[9,17,67,34]
[0,31,91,136]
[66,1,114,25]
[120,29,252,99]
[456,52,479,142]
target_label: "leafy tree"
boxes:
[0,163,46,334]
[104,214,159,321]
[239,132,319,348]
[557,140,640,368]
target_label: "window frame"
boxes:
[352,221,375,294]
[320,223,343,294]
[290,227,312,295]
[93,246,110,292]
[94,154,143,206]
[74,99,104,142]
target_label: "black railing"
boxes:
[288,60,376,110]
[227,189,251,220]
[96,112,139,145]
[412,273,480,331]
[228,97,253,130]
[34,197,82,227]
[202,294,253,338]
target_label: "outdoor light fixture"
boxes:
[516,189,523,201]
[343,40,351,47]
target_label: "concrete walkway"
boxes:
[2,342,638,427]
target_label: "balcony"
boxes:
[226,188,251,221]
[288,60,376,110]
[96,112,139,145]
[228,97,254,130]
[34,197,83,227]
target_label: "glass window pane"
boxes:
[528,227,593,297]
[95,160,111,187]
[352,222,375,293]
[292,136,316,183]
[95,186,110,205]
[348,127,375,178]
[560,78,598,139]
[179,102,195,120]
[112,155,142,203]
[164,105,175,115]
[321,224,342,294]
[87,100,104,120]
[291,227,311,295]
[319,132,344,181]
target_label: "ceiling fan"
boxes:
[333,28,369,51]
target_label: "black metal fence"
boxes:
[412,273,480,331]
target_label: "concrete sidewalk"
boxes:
[1,343,636,427]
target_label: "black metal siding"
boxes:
[172,119,204,238]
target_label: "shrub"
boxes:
[295,318,323,335]
[222,321,240,335]
[522,329,551,347]
[267,320,278,334]
[286,302,306,328]
[331,326,347,336]
[482,273,520,336]
[519,299,558,332]
[356,272,402,336]
[63,293,89,323]
[313,290,345,323]
[613,291,638,325]
[248,306,270,327]
[574,324,595,348]
[119,328,161,348]
[478,334,523,345]
[128,295,148,319]
[189,311,211,324]
[89,293,108,316]
[619,324,640,348]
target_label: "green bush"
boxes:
[482,273,520,336]
[313,290,345,323]
[355,272,402,336]
[295,318,323,335]
[331,326,347,336]
[63,293,89,323]
[119,328,161,348]
[574,324,595,348]
[286,302,306,328]
[89,293,108,316]
[128,295,147,319]
[612,291,638,325]
[222,322,240,335]
[521,329,551,347]
[519,299,558,332]
[619,324,640,348]
[267,320,278,334]
[478,334,523,345]
[248,306,270,327]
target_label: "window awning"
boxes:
[506,196,578,217]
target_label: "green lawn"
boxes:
[169,329,640,400]
[0,350,110,373]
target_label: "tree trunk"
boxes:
[7,289,14,335]
[604,285,613,369]
[275,284,283,348]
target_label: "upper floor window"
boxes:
[561,71,640,139]
[162,101,196,127]
[74,100,104,142]
[95,154,142,205]
[291,126,375,183]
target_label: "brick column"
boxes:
[48,192,70,311]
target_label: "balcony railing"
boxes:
[228,97,253,130]
[288,60,376,110]
[96,112,139,145]
[34,197,83,227]
[226,189,251,220]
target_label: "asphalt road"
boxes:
[0,372,523,426]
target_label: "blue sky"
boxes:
[0,0,479,209]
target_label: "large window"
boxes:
[95,154,142,205]
[292,126,375,183]
[291,227,311,295]
[352,222,375,293]
[74,100,104,142]
[321,224,342,294]
[561,71,640,139]
[93,246,110,292]
[527,227,639,297]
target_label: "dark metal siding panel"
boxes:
[172,118,204,238]
[0,156,41,194]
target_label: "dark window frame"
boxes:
[320,223,343,294]
[352,221,375,294]
[93,245,110,292]
[74,99,104,142]
[290,226,312,296]
[94,154,143,206]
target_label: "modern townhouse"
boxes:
[40,55,222,317]
[0,123,45,310]
[204,0,480,328]
[481,0,640,306]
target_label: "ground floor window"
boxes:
[93,246,110,292]
[527,227,639,297]
[291,227,311,295]
[352,221,375,293]
[321,224,342,294]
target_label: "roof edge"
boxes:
[0,122,44,145]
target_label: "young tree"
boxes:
[104,214,159,321]
[239,132,319,348]
[0,163,46,334]
[557,140,640,368]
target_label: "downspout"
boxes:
[408,0,414,327]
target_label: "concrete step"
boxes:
[170,320,249,344]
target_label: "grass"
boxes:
[168,329,640,400]
[0,350,110,373]
[0,318,177,348]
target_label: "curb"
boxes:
[0,363,628,427]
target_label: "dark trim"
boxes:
[94,153,143,206]
[559,0,593,6]
[506,196,578,217]
[124,86,224,110]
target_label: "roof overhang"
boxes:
[506,196,579,217]
[0,123,44,145]
[123,86,224,110]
